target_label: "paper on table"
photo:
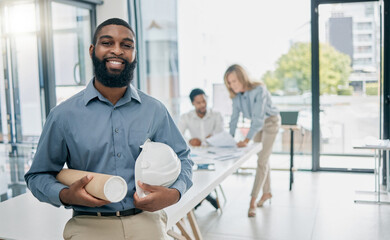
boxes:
[191,146,244,161]
[211,149,244,161]
[206,131,236,147]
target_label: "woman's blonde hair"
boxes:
[223,64,262,99]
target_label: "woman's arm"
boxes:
[229,98,240,137]
[246,86,267,140]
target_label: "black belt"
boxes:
[73,208,143,217]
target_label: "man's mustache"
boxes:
[104,56,128,63]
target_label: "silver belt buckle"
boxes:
[116,211,120,217]
[97,212,102,217]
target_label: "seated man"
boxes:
[179,88,224,147]
[179,88,223,210]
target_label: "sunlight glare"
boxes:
[5,3,36,33]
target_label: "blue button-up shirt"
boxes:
[229,85,279,139]
[25,80,193,212]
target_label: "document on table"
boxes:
[206,131,236,148]
[209,149,244,161]
[190,147,244,162]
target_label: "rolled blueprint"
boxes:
[56,169,127,202]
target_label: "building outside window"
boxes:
[318,2,381,170]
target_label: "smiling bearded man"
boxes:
[91,50,137,88]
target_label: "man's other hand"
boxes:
[189,138,202,146]
[59,175,111,207]
[133,181,180,212]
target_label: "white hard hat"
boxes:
[135,139,181,198]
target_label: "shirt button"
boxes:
[117,153,121,158]
[115,128,119,133]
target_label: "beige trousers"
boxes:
[63,210,168,240]
[251,115,281,198]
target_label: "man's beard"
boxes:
[92,51,137,88]
[196,108,207,116]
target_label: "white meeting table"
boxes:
[0,143,262,240]
[353,144,390,205]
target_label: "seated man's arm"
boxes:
[179,114,201,146]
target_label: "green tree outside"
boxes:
[262,70,282,93]
[262,42,352,95]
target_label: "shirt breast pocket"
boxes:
[128,129,149,156]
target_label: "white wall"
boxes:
[96,0,129,24]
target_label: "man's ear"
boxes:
[131,49,137,61]
[89,44,94,58]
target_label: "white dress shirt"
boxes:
[179,109,224,143]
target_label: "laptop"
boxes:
[279,111,299,126]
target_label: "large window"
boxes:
[138,0,313,170]
[0,1,43,143]
[0,0,95,201]
[0,0,94,143]
[0,0,44,199]
[137,0,385,172]
[52,1,93,104]
[137,0,180,119]
[318,2,381,170]
[179,0,311,170]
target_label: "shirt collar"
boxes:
[128,84,142,103]
[83,79,142,106]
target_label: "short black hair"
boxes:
[92,18,135,45]
[189,88,206,102]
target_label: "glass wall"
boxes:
[0,0,95,201]
[137,0,384,172]
[0,1,43,144]
[178,0,312,170]
[0,0,43,199]
[0,14,6,144]
[136,0,312,170]
[52,1,93,105]
[318,2,381,170]
[138,0,180,120]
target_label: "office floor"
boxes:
[183,169,390,240]
[1,145,389,240]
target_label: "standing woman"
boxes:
[224,64,281,217]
